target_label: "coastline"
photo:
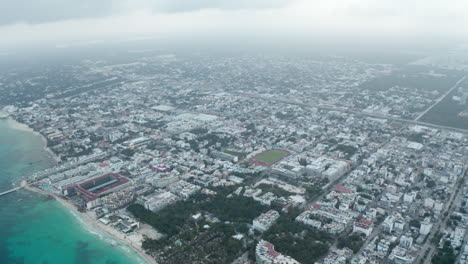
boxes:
[6,117,157,264]
[24,184,158,264]
[6,118,61,164]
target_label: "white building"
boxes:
[424,198,435,209]
[253,210,280,232]
[394,219,406,232]
[420,221,432,235]
[147,174,179,188]
[403,192,416,203]
[382,215,395,233]
[353,218,374,237]
[400,235,413,248]
[407,141,423,151]
[434,201,444,212]
[167,180,201,199]
[140,191,180,212]
[256,240,300,264]
[452,227,466,248]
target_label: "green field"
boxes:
[253,149,289,164]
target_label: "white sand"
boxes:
[7,118,34,132]
[24,185,158,264]
[14,118,158,264]
[7,118,61,163]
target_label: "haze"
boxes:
[1,0,467,53]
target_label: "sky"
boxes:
[0,0,467,52]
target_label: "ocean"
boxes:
[0,119,145,264]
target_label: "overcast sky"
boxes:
[0,0,467,51]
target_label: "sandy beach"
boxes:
[0,111,9,119]
[10,116,157,264]
[81,210,159,264]
[7,118,61,163]
[24,184,158,264]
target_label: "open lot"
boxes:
[419,86,468,130]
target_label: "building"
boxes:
[253,210,280,232]
[353,218,374,237]
[382,215,395,233]
[167,180,201,199]
[139,191,180,212]
[403,192,416,203]
[321,248,353,264]
[256,240,300,264]
[424,198,435,209]
[400,235,413,248]
[126,137,152,148]
[434,201,444,212]
[65,173,131,209]
[452,226,466,248]
[394,219,406,232]
[100,190,135,210]
[419,220,432,235]
[147,174,179,188]
[388,246,414,264]
[192,174,217,187]
[152,105,176,113]
[407,141,423,151]
[212,151,238,162]
[295,206,353,235]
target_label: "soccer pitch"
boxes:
[252,149,290,165]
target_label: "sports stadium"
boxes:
[250,149,291,167]
[66,173,130,208]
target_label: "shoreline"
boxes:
[24,184,157,264]
[5,117,157,264]
[6,118,61,164]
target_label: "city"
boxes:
[1,52,467,264]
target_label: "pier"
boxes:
[0,186,23,196]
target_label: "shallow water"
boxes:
[0,119,145,264]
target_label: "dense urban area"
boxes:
[1,52,467,264]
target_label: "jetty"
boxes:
[0,186,23,196]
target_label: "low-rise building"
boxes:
[255,240,299,264]
[253,210,280,232]
[353,218,374,237]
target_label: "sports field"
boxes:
[251,149,290,166]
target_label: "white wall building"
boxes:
[400,235,413,248]
[420,221,432,235]
[256,240,300,264]
[253,210,280,232]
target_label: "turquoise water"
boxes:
[0,119,145,264]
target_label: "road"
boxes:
[414,171,466,264]
[456,221,468,264]
[221,81,468,262]
[415,75,467,121]
[232,92,468,134]
[305,123,406,262]
[354,192,389,257]
[423,172,466,264]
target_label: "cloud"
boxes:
[0,0,291,25]
[0,0,114,25]
[132,0,290,13]
[0,0,467,50]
